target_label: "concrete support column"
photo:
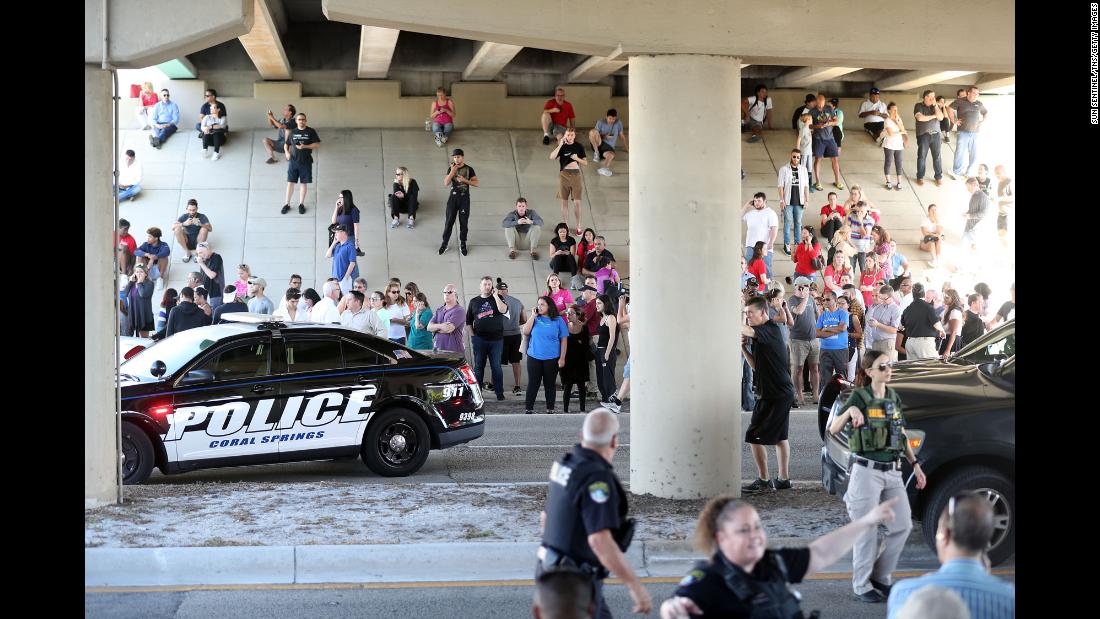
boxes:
[85,65,119,507]
[629,55,741,499]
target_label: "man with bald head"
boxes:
[533,569,595,619]
[887,493,1015,619]
[537,409,652,618]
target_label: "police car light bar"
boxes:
[219,312,288,329]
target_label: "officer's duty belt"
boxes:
[852,456,901,471]
[538,545,606,579]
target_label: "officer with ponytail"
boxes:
[828,349,927,604]
[660,495,899,618]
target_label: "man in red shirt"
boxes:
[541,87,576,145]
[116,218,138,277]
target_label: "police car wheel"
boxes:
[121,421,155,485]
[920,466,1015,566]
[362,408,430,477]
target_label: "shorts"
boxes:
[549,122,567,136]
[597,142,615,157]
[790,338,820,366]
[500,334,523,365]
[747,118,763,130]
[623,357,631,379]
[997,214,1008,231]
[272,136,286,151]
[557,169,583,200]
[183,232,198,251]
[921,234,941,243]
[287,159,313,184]
[745,396,794,445]
[813,138,840,159]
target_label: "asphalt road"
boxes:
[91,573,1016,619]
[144,409,825,485]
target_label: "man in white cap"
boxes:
[246,277,273,315]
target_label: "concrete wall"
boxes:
[119,79,630,131]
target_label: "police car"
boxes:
[117,314,485,484]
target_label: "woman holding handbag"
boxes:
[882,102,908,191]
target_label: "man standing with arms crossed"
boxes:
[538,409,652,617]
[741,296,796,492]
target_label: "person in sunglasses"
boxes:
[828,349,927,603]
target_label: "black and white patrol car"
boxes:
[117,315,485,484]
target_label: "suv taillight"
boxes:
[123,345,145,360]
[458,364,478,385]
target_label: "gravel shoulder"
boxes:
[85,481,850,548]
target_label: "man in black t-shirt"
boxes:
[741,296,796,493]
[960,293,986,348]
[440,149,479,255]
[282,113,321,215]
[466,276,508,400]
[549,127,588,235]
[194,242,225,310]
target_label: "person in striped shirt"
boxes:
[886,493,1015,618]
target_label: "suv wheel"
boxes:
[362,408,431,477]
[121,421,155,485]
[920,466,1015,565]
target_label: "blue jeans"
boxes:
[116,184,142,200]
[915,133,942,180]
[953,131,978,176]
[744,246,774,278]
[153,124,177,142]
[472,335,504,398]
[783,205,804,246]
[432,122,453,137]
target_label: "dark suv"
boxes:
[820,355,1015,564]
[118,319,485,484]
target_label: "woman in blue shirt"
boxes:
[407,292,434,351]
[520,296,569,415]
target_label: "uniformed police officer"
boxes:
[659,495,899,619]
[827,349,927,603]
[537,409,652,617]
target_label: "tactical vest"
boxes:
[846,386,906,456]
[716,552,806,619]
[541,446,629,572]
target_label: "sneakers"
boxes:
[182,254,193,263]
[545,409,556,415]
[441,135,448,144]
[508,249,517,260]
[512,386,522,396]
[601,396,622,413]
[525,410,534,415]
[298,204,306,214]
[942,135,950,144]
[202,148,210,159]
[390,218,400,229]
[495,393,505,401]
[542,134,551,145]
[484,382,495,392]
[356,247,365,256]
[281,204,291,214]
[212,152,221,161]
[747,135,761,143]
[944,171,957,180]
[808,184,815,193]
[597,167,612,177]
[773,477,792,490]
[884,181,892,190]
[438,244,448,255]
[530,251,539,260]
[460,243,468,256]
[435,136,443,147]
[594,151,601,161]
[894,183,901,191]
[741,478,776,493]
[855,590,887,603]
[265,157,277,164]
[407,218,415,229]
[783,244,792,256]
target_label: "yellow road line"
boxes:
[86,568,1013,594]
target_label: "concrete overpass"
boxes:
[86,0,1014,506]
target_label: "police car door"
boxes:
[168,336,280,467]
[275,335,382,461]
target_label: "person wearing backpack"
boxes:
[741,84,773,143]
[828,349,927,603]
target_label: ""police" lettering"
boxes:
[549,461,572,487]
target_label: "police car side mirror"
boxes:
[179,369,214,385]
[150,360,167,378]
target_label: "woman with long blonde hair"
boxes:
[136,81,158,130]
[389,166,420,229]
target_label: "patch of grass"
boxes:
[461,525,494,539]
[196,537,254,547]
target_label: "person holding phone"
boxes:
[172,199,212,263]
[440,149,478,256]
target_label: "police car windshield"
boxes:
[121,326,244,379]
[950,320,1014,364]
